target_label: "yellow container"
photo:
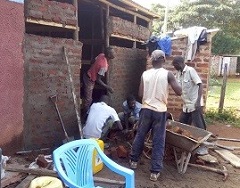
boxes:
[92,139,104,174]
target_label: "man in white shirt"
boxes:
[172,56,206,130]
[83,95,123,141]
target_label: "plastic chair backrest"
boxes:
[53,139,135,188]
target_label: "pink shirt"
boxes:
[87,53,108,82]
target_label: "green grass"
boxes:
[206,77,240,127]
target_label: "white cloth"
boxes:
[186,26,206,61]
[141,68,169,112]
[175,65,203,112]
[174,26,207,61]
[83,102,120,139]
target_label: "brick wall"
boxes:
[0,0,24,155]
[108,47,147,112]
[108,16,150,41]
[146,37,211,119]
[24,34,82,149]
[25,0,77,26]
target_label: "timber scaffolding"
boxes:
[22,0,160,151]
[25,0,160,62]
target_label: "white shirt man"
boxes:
[83,95,122,139]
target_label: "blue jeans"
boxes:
[130,109,166,173]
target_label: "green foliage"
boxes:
[206,78,240,127]
[205,108,240,127]
[151,0,240,54]
[212,31,240,55]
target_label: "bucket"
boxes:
[92,139,104,174]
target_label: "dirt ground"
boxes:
[3,123,240,188]
[96,123,240,188]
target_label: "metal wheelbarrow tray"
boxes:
[165,120,212,174]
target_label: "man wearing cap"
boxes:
[172,56,206,130]
[129,50,182,181]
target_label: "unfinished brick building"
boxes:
[23,0,159,150]
[0,0,217,153]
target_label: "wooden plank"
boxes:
[26,18,77,30]
[15,175,37,188]
[98,0,150,22]
[111,34,144,43]
[73,0,79,40]
[215,149,240,168]
[6,165,58,177]
[2,172,26,188]
[6,165,125,185]
[198,154,218,164]
[119,0,160,18]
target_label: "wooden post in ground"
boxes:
[218,63,228,113]
[73,0,79,40]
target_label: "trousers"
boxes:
[130,109,166,172]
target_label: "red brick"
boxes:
[110,147,118,160]
[172,51,183,55]
[117,145,128,158]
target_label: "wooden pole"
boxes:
[91,14,94,60]
[63,47,83,139]
[6,165,125,185]
[105,5,110,47]
[218,63,228,113]
[133,15,137,48]
[105,5,111,99]
[100,7,105,52]
[73,0,79,40]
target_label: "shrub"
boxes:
[205,108,240,127]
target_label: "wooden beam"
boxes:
[26,18,77,30]
[119,0,161,18]
[100,7,105,51]
[6,165,58,177]
[133,15,137,48]
[98,0,150,22]
[2,172,26,188]
[6,165,125,185]
[80,39,105,45]
[15,175,37,188]
[73,0,79,40]
[105,4,110,47]
[111,34,145,43]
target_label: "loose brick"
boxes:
[117,145,128,158]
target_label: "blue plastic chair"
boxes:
[53,139,135,188]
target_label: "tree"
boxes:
[151,0,240,54]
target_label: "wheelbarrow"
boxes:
[166,120,212,174]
